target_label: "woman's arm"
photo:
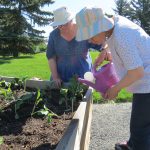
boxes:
[94,45,112,67]
[48,57,62,87]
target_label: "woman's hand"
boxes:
[53,77,62,88]
[104,86,120,100]
[94,49,112,67]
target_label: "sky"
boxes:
[39,0,116,38]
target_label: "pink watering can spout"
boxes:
[78,78,95,89]
[78,62,119,97]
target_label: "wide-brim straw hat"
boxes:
[50,7,73,27]
[75,7,114,41]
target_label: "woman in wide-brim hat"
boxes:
[46,7,101,87]
[75,7,150,150]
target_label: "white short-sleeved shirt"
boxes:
[107,15,150,93]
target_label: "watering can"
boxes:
[78,62,119,97]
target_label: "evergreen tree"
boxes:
[113,0,131,17]
[0,0,54,57]
[130,0,150,35]
[114,0,150,35]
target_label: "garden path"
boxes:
[89,103,131,150]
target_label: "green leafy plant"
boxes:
[31,90,42,117]
[34,105,58,123]
[60,88,69,109]
[61,76,88,112]
[15,92,35,119]
[68,76,87,99]
[30,90,58,123]
[0,86,13,101]
[10,77,27,90]
[0,136,4,145]
[0,87,14,112]
[0,80,8,88]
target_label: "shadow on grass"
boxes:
[0,60,11,65]
[0,55,34,65]
[13,55,34,59]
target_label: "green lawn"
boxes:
[0,51,101,79]
[0,53,50,80]
[0,52,132,102]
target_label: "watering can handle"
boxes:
[92,64,97,74]
[92,61,113,74]
[93,50,112,73]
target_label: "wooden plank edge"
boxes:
[0,76,58,89]
[25,79,58,89]
[56,100,90,150]
[81,99,93,150]
[55,119,79,150]
[0,76,18,82]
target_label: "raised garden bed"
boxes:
[0,76,93,150]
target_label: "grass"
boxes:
[0,52,132,103]
[0,53,50,80]
[90,51,99,63]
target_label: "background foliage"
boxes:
[114,0,150,35]
[0,0,54,57]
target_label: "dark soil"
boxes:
[0,114,72,150]
[0,89,77,150]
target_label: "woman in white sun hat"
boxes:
[46,7,103,87]
[75,7,150,150]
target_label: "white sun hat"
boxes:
[50,7,73,27]
[75,7,114,41]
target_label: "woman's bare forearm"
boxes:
[48,57,59,79]
[115,67,144,91]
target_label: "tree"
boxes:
[113,0,131,17]
[114,0,150,35]
[130,0,150,35]
[0,0,54,57]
